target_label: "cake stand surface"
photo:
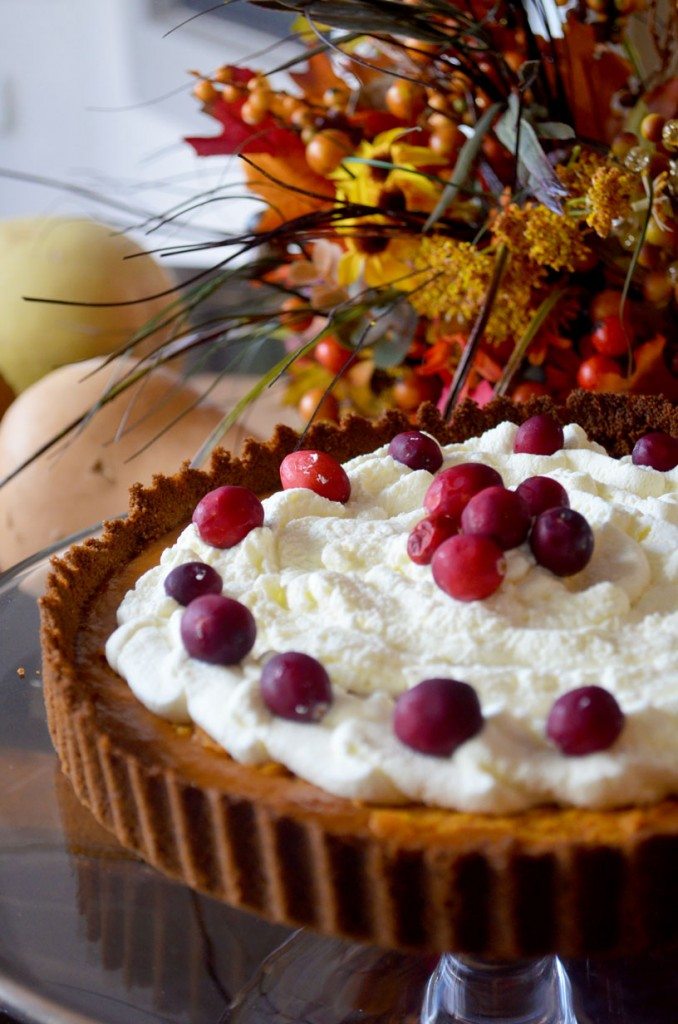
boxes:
[0,534,675,1024]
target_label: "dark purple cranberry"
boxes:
[180,594,256,665]
[394,678,484,756]
[530,507,594,576]
[631,432,678,472]
[460,485,531,550]
[192,486,264,549]
[164,562,222,606]
[407,515,459,565]
[514,414,564,456]
[424,462,503,520]
[260,652,332,722]
[516,476,570,518]
[547,686,625,756]
[388,431,443,473]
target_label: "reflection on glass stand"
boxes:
[421,955,576,1024]
[227,932,579,1024]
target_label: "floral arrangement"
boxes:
[170,0,677,441]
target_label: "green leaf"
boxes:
[422,102,503,233]
[494,287,567,397]
[189,336,320,468]
[495,95,566,213]
[536,121,576,140]
[366,301,418,368]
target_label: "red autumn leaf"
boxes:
[186,97,304,158]
[350,110,407,138]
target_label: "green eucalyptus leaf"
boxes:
[494,287,567,397]
[365,302,418,368]
[423,101,503,233]
[536,121,576,140]
[495,95,566,213]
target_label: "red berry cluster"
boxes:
[398,416,595,601]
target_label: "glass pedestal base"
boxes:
[227,932,578,1024]
[421,955,577,1024]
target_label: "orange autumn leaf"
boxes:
[244,154,335,232]
[552,16,632,144]
[289,53,347,104]
[628,336,678,402]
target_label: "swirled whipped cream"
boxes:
[106,422,678,813]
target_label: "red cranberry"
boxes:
[514,414,564,456]
[424,462,503,520]
[394,678,483,756]
[530,507,594,576]
[280,450,351,503]
[407,515,459,565]
[180,594,256,665]
[516,476,570,517]
[388,431,443,472]
[631,432,678,472]
[260,652,332,722]
[547,686,625,756]
[590,316,630,357]
[431,534,505,601]
[193,486,264,548]
[164,562,222,605]
[460,485,531,550]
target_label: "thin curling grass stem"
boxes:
[443,243,509,419]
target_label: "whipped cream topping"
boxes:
[106,423,678,813]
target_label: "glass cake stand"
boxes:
[0,533,675,1024]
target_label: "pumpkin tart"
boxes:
[40,392,678,959]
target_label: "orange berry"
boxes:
[511,381,550,402]
[645,218,677,249]
[637,243,663,271]
[280,296,315,332]
[642,271,673,305]
[577,355,624,391]
[291,106,315,129]
[192,79,218,104]
[305,130,352,175]
[590,289,633,324]
[401,39,440,65]
[610,131,638,161]
[323,86,350,110]
[298,388,340,423]
[241,96,268,125]
[426,91,451,114]
[429,125,465,158]
[221,84,240,104]
[640,113,666,143]
[385,80,426,121]
[392,374,440,411]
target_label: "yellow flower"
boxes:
[337,225,420,289]
[332,129,450,290]
[409,237,539,344]
[585,165,634,237]
[556,149,608,195]
[492,204,591,272]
